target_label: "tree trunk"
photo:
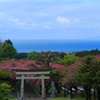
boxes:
[85,88,89,100]
[84,86,91,100]
[64,86,66,97]
[70,87,73,99]
[45,83,51,94]
[94,88,96,100]
[54,83,60,94]
[97,87,100,100]
[88,87,91,100]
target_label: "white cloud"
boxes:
[56,16,70,24]
[12,18,27,25]
[11,18,35,26]
[44,25,51,29]
[31,23,37,26]
[73,17,79,22]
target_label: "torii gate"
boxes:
[13,69,51,100]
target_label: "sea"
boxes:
[13,40,100,53]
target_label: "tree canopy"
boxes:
[55,54,78,67]
[1,44,17,59]
[27,51,38,60]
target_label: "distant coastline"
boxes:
[13,40,100,53]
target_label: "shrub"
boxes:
[0,83,12,100]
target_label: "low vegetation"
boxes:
[51,97,85,100]
[0,40,100,100]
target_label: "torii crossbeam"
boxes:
[13,69,52,100]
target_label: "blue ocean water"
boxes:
[13,40,100,53]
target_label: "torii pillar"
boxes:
[13,69,52,100]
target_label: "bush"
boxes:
[0,83,12,100]
[0,68,12,80]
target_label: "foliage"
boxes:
[51,97,85,100]
[52,52,67,58]
[62,60,82,86]
[1,44,17,59]
[75,55,95,86]
[93,71,100,87]
[35,51,56,68]
[75,49,100,57]
[51,69,65,82]
[0,68,12,80]
[0,41,3,49]
[0,83,12,100]
[92,60,100,88]
[0,41,3,58]
[55,54,78,67]
[27,51,38,60]
[74,55,100,100]
[3,39,13,47]
[15,53,28,60]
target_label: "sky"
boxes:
[0,0,100,41]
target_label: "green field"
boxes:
[10,99,16,100]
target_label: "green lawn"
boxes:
[9,99,16,100]
[51,97,85,100]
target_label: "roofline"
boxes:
[12,69,52,72]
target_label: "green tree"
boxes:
[55,54,78,67]
[27,51,38,60]
[1,44,17,59]
[35,51,56,68]
[91,60,100,100]
[0,42,3,49]
[75,55,96,100]
[15,53,28,60]
[35,51,64,94]
[0,83,12,100]
[3,39,13,47]
[0,41,3,58]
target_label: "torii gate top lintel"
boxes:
[13,69,52,99]
[13,69,52,75]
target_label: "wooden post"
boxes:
[20,74,24,100]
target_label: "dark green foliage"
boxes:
[0,42,3,49]
[75,56,95,86]
[3,39,13,47]
[75,49,100,57]
[0,68,12,80]
[75,55,100,100]
[52,52,67,58]
[15,53,28,60]
[35,51,56,68]
[1,44,17,59]
[0,42,3,58]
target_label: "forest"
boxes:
[0,39,100,100]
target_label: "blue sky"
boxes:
[0,0,100,41]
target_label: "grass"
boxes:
[9,99,16,100]
[9,97,85,100]
[51,97,85,100]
